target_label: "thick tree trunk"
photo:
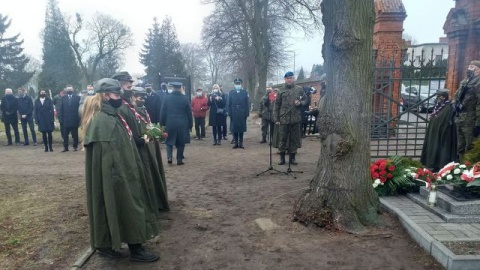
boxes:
[293,0,379,233]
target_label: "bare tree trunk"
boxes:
[293,0,379,233]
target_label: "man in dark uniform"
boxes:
[274,71,308,165]
[228,78,249,149]
[453,60,480,159]
[160,82,193,165]
[59,84,80,152]
[1,88,20,145]
[144,83,161,124]
[17,87,37,145]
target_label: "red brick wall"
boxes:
[444,0,480,95]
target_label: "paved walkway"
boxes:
[381,196,480,241]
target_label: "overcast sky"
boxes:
[2,0,454,76]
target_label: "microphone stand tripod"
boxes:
[256,104,285,177]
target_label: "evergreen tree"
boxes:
[140,17,186,89]
[38,0,80,96]
[310,64,325,78]
[297,67,305,80]
[0,14,33,96]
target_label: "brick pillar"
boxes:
[444,0,480,95]
[373,0,406,131]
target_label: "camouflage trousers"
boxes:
[261,119,274,140]
[278,122,302,153]
[456,123,474,157]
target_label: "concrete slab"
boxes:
[255,218,280,231]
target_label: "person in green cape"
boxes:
[132,87,170,211]
[421,89,457,171]
[82,78,159,262]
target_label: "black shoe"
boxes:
[238,145,244,149]
[73,148,78,151]
[217,140,221,145]
[213,141,217,145]
[44,149,48,152]
[23,142,29,146]
[177,161,185,165]
[129,244,159,263]
[61,148,69,152]
[278,153,286,165]
[289,153,298,165]
[96,248,128,259]
[167,159,172,164]
[233,144,238,149]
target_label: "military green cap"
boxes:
[111,71,134,82]
[436,88,450,98]
[132,86,146,96]
[94,78,122,94]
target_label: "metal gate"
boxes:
[371,48,447,158]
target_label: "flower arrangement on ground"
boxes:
[371,156,414,196]
[437,161,480,187]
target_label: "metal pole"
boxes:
[293,52,296,75]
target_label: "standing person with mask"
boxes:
[1,88,20,146]
[453,60,480,160]
[59,84,81,152]
[274,71,308,165]
[207,84,227,145]
[82,78,159,262]
[259,86,276,143]
[144,83,161,124]
[17,87,37,146]
[219,85,228,141]
[228,78,249,149]
[79,85,95,117]
[160,82,193,165]
[191,87,209,140]
[34,89,55,152]
[421,89,457,171]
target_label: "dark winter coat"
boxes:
[59,94,81,128]
[144,91,162,124]
[18,95,34,117]
[227,89,249,132]
[207,93,227,127]
[34,98,55,132]
[300,88,312,124]
[160,91,193,147]
[0,94,18,124]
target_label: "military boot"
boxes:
[289,153,298,165]
[260,136,267,143]
[278,152,286,165]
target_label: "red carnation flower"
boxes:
[388,165,395,171]
[380,177,387,183]
[387,173,393,179]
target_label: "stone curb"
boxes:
[70,248,94,269]
[380,197,480,270]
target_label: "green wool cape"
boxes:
[421,103,457,171]
[84,102,155,250]
[135,105,170,211]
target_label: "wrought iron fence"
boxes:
[371,47,447,158]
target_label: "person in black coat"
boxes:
[159,82,193,165]
[228,78,249,149]
[300,86,312,138]
[34,90,55,152]
[144,84,161,124]
[17,87,37,145]
[207,84,227,145]
[1,88,20,145]
[59,84,81,152]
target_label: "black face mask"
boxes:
[67,90,74,95]
[146,88,152,93]
[136,100,145,107]
[39,94,46,98]
[467,69,475,79]
[108,98,123,108]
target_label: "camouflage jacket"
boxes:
[453,75,480,126]
[259,95,274,121]
[274,84,307,125]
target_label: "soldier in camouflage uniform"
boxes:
[274,71,309,165]
[453,60,480,159]
[258,86,276,143]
